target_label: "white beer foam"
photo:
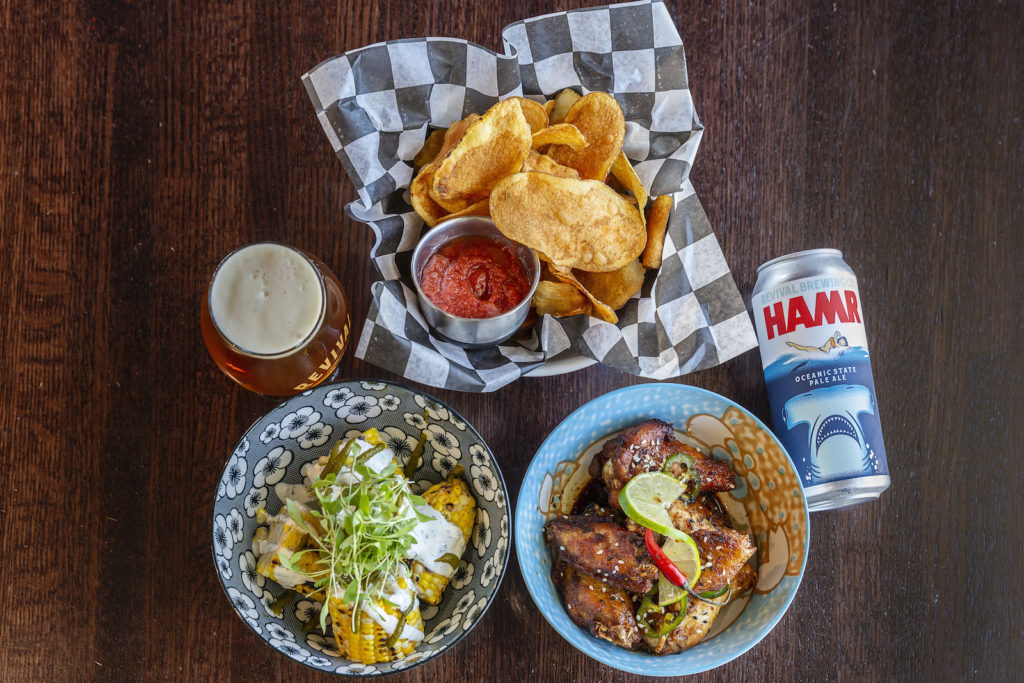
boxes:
[209,244,322,355]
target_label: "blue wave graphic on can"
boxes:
[764,348,887,486]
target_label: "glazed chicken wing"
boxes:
[546,515,657,594]
[589,419,736,510]
[668,498,756,593]
[553,560,641,650]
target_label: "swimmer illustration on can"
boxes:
[752,249,890,511]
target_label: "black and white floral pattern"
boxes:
[470,464,499,502]
[213,380,510,676]
[269,638,310,662]
[334,394,381,424]
[472,509,491,555]
[453,589,477,615]
[480,557,498,588]
[425,424,460,459]
[254,447,292,487]
[218,448,247,500]
[337,663,377,675]
[380,426,417,465]
[450,561,474,590]
[217,555,232,581]
[306,655,333,669]
[227,509,244,543]
[414,394,450,422]
[424,617,460,645]
[306,632,342,657]
[214,513,234,559]
[403,411,428,431]
[323,386,354,409]
[266,622,293,642]
[279,407,320,439]
[243,486,267,518]
[298,421,332,449]
[379,393,401,411]
[240,550,265,596]
[431,450,458,478]
[460,596,488,631]
[228,587,258,621]
[294,598,324,626]
[259,423,280,444]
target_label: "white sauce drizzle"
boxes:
[274,482,315,505]
[409,505,465,578]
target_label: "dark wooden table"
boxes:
[3,1,1021,681]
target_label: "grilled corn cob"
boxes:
[411,475,476,604]
[254,502,322,590]
[327,575,424,664]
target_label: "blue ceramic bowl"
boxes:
[515,383,809,675]
[213,380,510,676]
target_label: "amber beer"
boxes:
[201,242,351,396]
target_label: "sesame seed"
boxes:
[596,550,603,555]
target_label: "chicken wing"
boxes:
[546,515,657,594]
[589,419,735,511]
[668,497,756,593]
[553,560,641,650]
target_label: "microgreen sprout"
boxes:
[280,438,430,633]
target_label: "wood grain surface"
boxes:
[2,1,1021,681]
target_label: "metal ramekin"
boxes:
[411,216,540,347]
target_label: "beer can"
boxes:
[751,249,889,511]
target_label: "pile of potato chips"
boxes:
[411,90,673,325]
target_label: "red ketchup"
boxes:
[418,236,530,319]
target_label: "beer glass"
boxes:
[201,242,351,396]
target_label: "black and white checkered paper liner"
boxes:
[302,0,756,392]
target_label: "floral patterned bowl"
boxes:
[212,380,510,676]
[515,383,809,676]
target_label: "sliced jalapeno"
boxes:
[386,599,419,648]
[662,453,701,501]
[436,552,461,568]
[637,589,688,637]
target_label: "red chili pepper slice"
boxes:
[644,527,687,587]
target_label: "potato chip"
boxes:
[532,280,590,317]
[610,151,647,224]
[543,99,556,117]
[410,162,448,227]
[444,197,490,220]
[641,195,673,269]
[521,149,580,179]
[548,264,618,323]
[512,97,549,133]
[574,259,646,311]
[547,92,625,181]
[413,128,446,172]
[431,100,531,212]
[531,123,587,151]
[490,172,646,273]
[549,89,581,125]
[437,114,479,160]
